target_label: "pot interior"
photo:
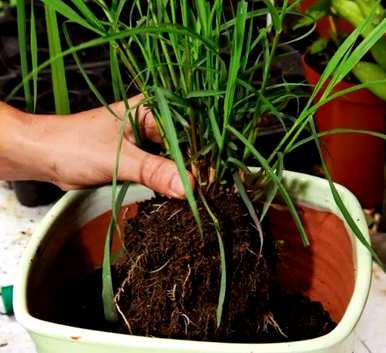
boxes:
[268,206,355,323]
[26,199,355,330]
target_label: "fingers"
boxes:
[125,95,161,144]
[138,110,162,144]
[119,144,195,198]
[109,95,161,143]
[90,94,162,144]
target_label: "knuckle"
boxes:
[140,155,168,188]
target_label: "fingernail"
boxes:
[170,174,185,198]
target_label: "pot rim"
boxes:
[14,170,372,353]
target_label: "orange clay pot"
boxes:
[302,55,386,209]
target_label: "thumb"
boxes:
[120,144,195,198]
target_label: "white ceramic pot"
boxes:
[14,170,372,353]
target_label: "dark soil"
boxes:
[267,286,336,342]
[110,190,336,342]
[115,190,272,341]
[51,269,335,343]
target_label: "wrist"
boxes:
[0,103,53,181]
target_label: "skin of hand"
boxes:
[0,94,194,198]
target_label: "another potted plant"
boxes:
[300,0,386,209]
[13,1,385,352]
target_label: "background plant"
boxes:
[299,0,386,100]
[7,0,386,330]
[15,0,70,114]
[0,0,16,16]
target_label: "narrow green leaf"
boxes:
[45,4,70,114]
[109,40,142,148]
[6,24,218,102]
[215,228,226,328]
[102,182,130,322]
[228,125,309,246]
[289,128,386,152]
[262,0,281,32]
[30,0,38,112]
[196,0,209,35]
[333,19,386,84]
[110,44,121,102]
[261,153,283,221]
[62,23,119,119]
[103,92,137,323]
[198,190,226,328]
[227,157,251,174]
[221,1,247,146]
[70,0,105,32]
[154,87,202,235]
[209,107,222,148]
[233,173,264,254]
[186,90,225,98]
[16,0,32,111]
[267,16,384,165]
[41,0,104,34]
[308,121,385,269]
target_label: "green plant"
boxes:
[16,0,33,112]
[0,0,16,16]
[15,0,70,113]
[299,0,386,100]
[8,0,386,333]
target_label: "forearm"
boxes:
[0,98,191,196]
[0,102,51,181]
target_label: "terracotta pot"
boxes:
[14,171,372,353]
[302,55,386,209]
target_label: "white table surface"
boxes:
[0,181,385,353]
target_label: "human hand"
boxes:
[0,95,194,198]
